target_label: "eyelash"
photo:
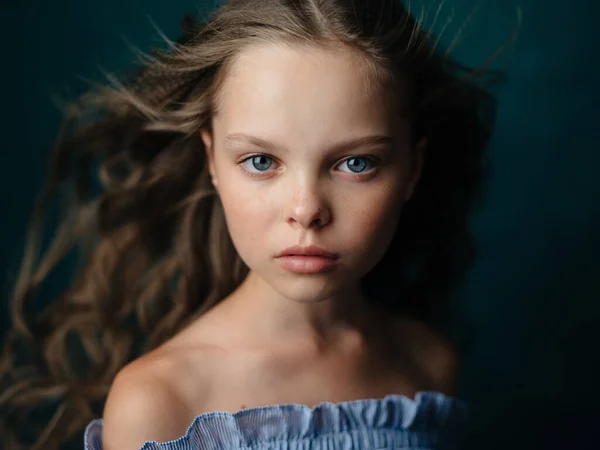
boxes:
[237,154,381,178]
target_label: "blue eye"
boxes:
[339,157,372,173]
[242,155,273,172]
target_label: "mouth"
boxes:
[276,245,339,259]
[275,246,339,274]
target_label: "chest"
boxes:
[199,351,420,413]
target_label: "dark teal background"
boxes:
[1,1,599,449]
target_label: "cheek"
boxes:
[217,182,273,260]
[352,194,402,240]
[339,181,405,268]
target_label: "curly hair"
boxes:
[0,0,519,448]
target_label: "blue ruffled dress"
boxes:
[83,391,468,450]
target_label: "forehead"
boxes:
[213,43,400,142]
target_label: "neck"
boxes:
[222,271,386,353]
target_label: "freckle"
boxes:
[240,404,247,409]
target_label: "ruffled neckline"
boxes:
[84,391,468,450]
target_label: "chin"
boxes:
[267,275,347,303]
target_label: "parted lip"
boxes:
[276,245,338,259]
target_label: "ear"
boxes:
[200,128,218,190]
[404,136,427,202]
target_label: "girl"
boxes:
[1,0,512,449]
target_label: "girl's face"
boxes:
[201,43,425,303]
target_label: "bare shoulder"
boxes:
[394,317,459,396]
[101,347,210,450]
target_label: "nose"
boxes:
[285,181,331,229]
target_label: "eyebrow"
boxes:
[223,132,394,153]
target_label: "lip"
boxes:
[276,255,338,274]
[275,245,339,274]
[276,245,339,259]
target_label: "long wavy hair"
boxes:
[0,0,519,448]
